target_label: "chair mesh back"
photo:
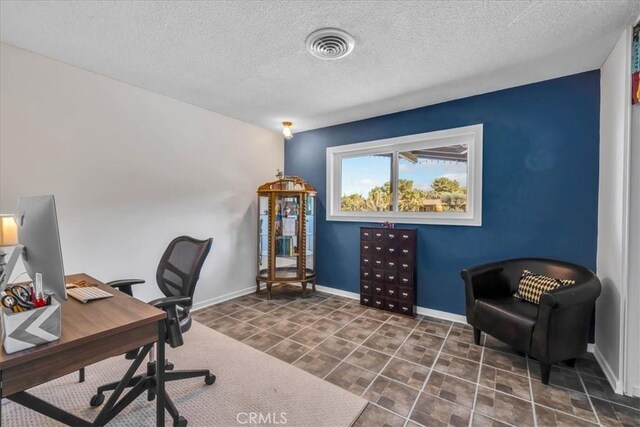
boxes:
[156,236,212,306]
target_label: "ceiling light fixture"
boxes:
[282,121,293,140]
[306,28,355,60]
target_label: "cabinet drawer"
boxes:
[398,301,413,316]
[372,255,385,269]
[398,231,414,243]
[385,230,398,243]
[372,283,384,295]
[361,254,372,267]
[372,269,384,282]
[385,299,398,313]
[360,280,372,295]
[385,257,398,271]
[398,259,413,272]
[373,230,385,241]
[384,284,398,299]
[360,294,373,307]
[398,246,413,258]
[398,287,413,302]
[361,268,372,280]
[386,244,398,257]
[361,242,372,254]
[384,271,397,285]
[361,228,372,241]
[372,296,385,309]
[398,271,413,287]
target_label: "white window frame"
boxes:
[326,124,483,226]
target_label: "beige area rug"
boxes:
[2,322,367,426]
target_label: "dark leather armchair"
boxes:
[461,258,601,384]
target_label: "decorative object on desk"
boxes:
[380,221,395,229]
[256,175,317,299]
[0,214,19,282]
[1,295,61,354]
[360,227,416,317]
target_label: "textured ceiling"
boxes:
[1,1,639,132]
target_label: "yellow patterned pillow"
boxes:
[514,270,575,305]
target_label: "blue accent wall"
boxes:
[285,71,600,315]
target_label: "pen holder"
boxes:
[1,298,61,354]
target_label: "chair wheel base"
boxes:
[174,416,188,427]
[205,373,216,385]
[166,362,175,370]
[90,393,105,407]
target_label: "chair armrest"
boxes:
[148,296,191,309]
[539,278,601,308]
[532,278,601,363]
[106,279,145,297]
[147,296,191,349]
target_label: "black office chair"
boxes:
[89,236,215,427]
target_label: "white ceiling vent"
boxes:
[306,28,354,60]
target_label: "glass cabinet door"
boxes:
[275,194,300,278]
[258,195,270,277]
[305,194,315,275]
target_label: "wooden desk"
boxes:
[0,273,167,426]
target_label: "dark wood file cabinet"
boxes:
[359,227,416,317]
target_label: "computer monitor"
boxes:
[16,195,67,301]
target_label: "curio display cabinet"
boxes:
[256,174,317,299]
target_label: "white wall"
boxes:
[0,43,283,306]
[595,29,631,394]
[627,100,640,397]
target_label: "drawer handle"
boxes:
[364,232,369,237]
[364,259,369,263]
[389,276,395,280]
[402,307,408,312]
[376,247,382,252]
[388,304,395,309]
[364,272,369,277]
[376,301,382,306]
[388,262,395,267]
[376,233,382,237]
[388,248,395,253]
[402,278,408,283]
[402,249,408,254]
[389,234,395,239]
[402,264,408,268]
[402,292,408,297]
[364,245,369,249]
[402,235,408,239]
[388,290,395,295]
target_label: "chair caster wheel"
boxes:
[166,362,175,370]
[205,373,216,385]
[174,416,188,427]
[147,392,156,402]
[90,393,105,407]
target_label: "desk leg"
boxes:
[157,319,165,426]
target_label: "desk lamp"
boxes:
[0,215,22,289]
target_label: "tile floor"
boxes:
[193,285,640,427]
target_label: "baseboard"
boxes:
[632,385,640,398]
[314,285,360,300]
[192,285,257,311]
[416,306,467,324]
[315,284,467,325]
[593,345,623,394]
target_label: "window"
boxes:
[326,124,482,226]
